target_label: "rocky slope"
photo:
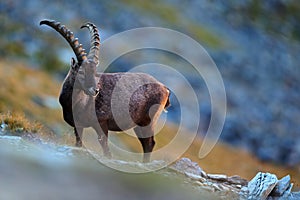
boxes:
[0,131,299,200]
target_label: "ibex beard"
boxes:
[40,20,170,162]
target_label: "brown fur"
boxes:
[40,20,170,162]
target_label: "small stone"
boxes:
[240,186,249,193]
[227,175,248,186]
[211,183,221,191]
[1,123,8,131]
[207,174,228,181]
[195,181,204,186]
[270,175,291,197]
[218,184,230,191]
[236,184,242,189]
[170,157,204,176]
[184,172,202,180]
[248,172,278,200]
[201,170,207,178]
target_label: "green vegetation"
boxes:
[232,0,300,41]
[124,0,179,24]
[34,47,67,73]
[0,12,67,73]
[123,0,224,48]
[0,15,28,58]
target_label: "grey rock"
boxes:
[270,175,291,197]
[267,184,294,200]
[289,191,300,200]
[184,172,207,182]
[282,183,293,198]
[170,158,204,176]
[201,170,208,178]
[227,175,248,186]
[248,172,278,200]
[240,188,249,200]
[207,174,228,181]
[0,123,8,132]
[242,173,300,200]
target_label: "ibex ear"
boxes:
[71,57,77,69]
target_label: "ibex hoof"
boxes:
[75,141,82,147]
[104,151,112,159]
[143,157,151,163]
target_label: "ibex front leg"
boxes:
[93,121,112,158]
[74,127,83,147]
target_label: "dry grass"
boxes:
[0,59,68,142]
[0,111,42,133]
[0,59,63,127]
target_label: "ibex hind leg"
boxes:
[74,127,83,147]
[94,121,112,159]
[134,126,155,163]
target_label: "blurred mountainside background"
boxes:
[1,0,300,173]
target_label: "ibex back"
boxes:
[40,20,170,162]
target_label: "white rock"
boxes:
[170,157,204,176]
[207,173,228,181]
[248,172,278,200]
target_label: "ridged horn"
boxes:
[80,22,100,65]
[40,20,87,65]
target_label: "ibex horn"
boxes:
[80,22,100,65]
[40,20,87,65]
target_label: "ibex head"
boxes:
[40,20,100,97]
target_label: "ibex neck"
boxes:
[59,76,75,127]
[59,69,76,103]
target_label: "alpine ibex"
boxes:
[40,20,170,162]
